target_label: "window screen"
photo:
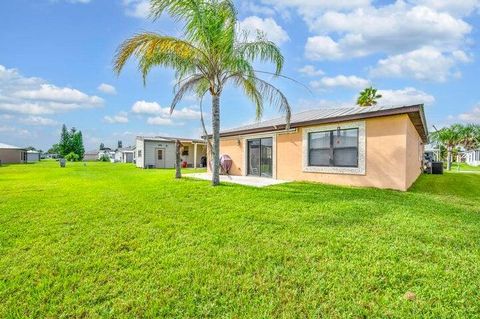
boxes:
[309,128,358,167]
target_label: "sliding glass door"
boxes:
[248,138,272,177]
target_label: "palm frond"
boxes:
[237,40,284,75]
[170,74,205,113]
[113,33,202,78]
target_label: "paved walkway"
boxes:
[184,173,289,187]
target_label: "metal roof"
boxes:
[0,142,25,150]
[137,136,205,144]
[220,104,428,142]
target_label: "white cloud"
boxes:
[131,100,201,119]
[146,117,176,126]
[97,83,117,95]
[411,0,480,17]
[458,106,480,124]
[370,47,470,82]
[310,75,370,89]
[19,116,59,126]
[0,125,32,137]
[131,100,162,114]
[123,0,150,19]
[260,0,371,17]
[0,114,14,120]
[305,36,343,60]
[241,2,276,16]
[104,112,129,124]
[298,65,324,76]
[377,87,435,106]
[0,65,104,115]
[238,16,289,45]
[305,3,471,60]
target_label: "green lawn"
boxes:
[1,162,479,318]
[451,162,480,172]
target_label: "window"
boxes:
[182,146,189,156]
[138,150,142,157]
[308,128,358,167]
[158,149,163,160]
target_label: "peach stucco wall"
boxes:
[405,118,424,189]
[216,114,424,191]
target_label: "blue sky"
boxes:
[1,0,479,150]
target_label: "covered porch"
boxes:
[179,140,207,168]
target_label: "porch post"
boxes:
[193,143,198,169]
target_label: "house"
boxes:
[208,104,428,191]
[0,143,27,164]
[98,148,115,162]
[83,150,99,161]
[114,146,136,163]
[465,150,480,166]
[26,150,41,163]
[136,136,207,169]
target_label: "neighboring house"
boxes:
[0,143,27,164]
[43,153,59,159]
[115,146,136,163]
[208,104,427,191]
[465,150,480,166]
[136,136,206,169]
[26,150,41,163]
[98,148,115,162]
[83,150,99,161]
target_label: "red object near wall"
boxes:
[182,161,187,168]
[220,154,233,174]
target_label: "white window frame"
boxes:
[302,121,366,175]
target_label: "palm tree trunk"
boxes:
[447,147,452,171]
[211,94,220,186]
[175,139,182,179]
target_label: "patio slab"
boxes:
[184,173,289,187]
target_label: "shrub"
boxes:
[65,152,80,162]
[99,154,110,162]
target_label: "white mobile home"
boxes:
[115,147,135,163]
[26,150,41,163]
[466,150,480,166]
[136,136,206,169]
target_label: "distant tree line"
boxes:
[430,123,480,170]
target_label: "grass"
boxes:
[1,161,479,318]
[451,162,480,172]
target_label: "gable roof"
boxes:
[0,142,26,150]
[220,104,428,142]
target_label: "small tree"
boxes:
[71,130,85,160]
[65,152,80,162]
[357,87,382,107]
[99,143,105,150]
[59,124,71,156]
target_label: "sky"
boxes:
[0,0,479,151]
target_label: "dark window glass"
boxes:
[308,128,358,167]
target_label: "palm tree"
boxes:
[113,0,291,186]
[430,125,461,171]
[458,124,480,151]
[357,87,382,107]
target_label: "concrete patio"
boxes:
[184,173,289,187]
